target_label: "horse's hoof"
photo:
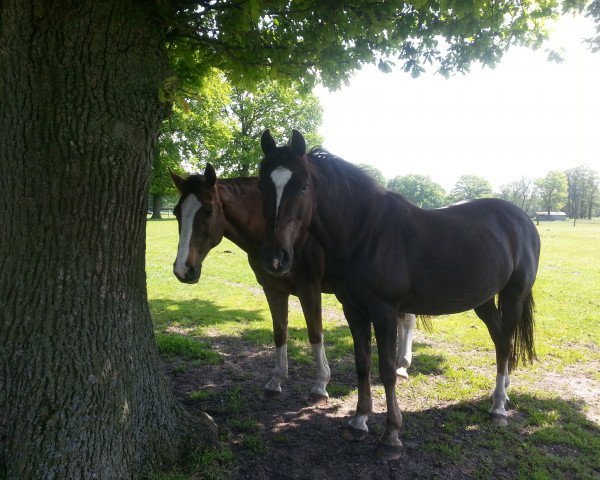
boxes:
[307,392,329,406]
[490,412,508,427]
[263,388,281,399]
[375,442,403,462]
[396,367,409,380]
[341,425,368,442]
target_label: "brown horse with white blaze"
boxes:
[169,166,419,403]
[257,129,540,461]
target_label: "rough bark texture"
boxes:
[0,1,215,478]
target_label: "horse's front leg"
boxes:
[298,287,331,406]
[341,307,372,441]
[263,288,290,398]
[374,309,403,461]
[396,313,416,380]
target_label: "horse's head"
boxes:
[170,164,225,284]
[257,129,314,276]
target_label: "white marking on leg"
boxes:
[264,344,288,393]
[348,413,369,432]
[396,313,416,378]
[270,167,292,217]
[310,339,331,397]
[174,195,202,278]
[490,373,509,416]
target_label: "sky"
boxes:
[314,14,600,192]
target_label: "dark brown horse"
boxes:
[257,129,540,460]
[169,166,418,404]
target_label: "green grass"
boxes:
[146,217,600,479]
[155,332,223,364]
[189,389,217,401]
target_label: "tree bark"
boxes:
[0,2,215,478]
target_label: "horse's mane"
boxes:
[307,147,385,197]
[219,176,259,195]
[180,174,205,193]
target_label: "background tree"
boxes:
[448,175,493,203]
[565,165,599,219]
[387,174,447,208]
[2,1,592,478]
[217,81,323,177]
[151,72,231,218]
[536,171,568,215]
[357,163,387,186]
[498,177,538,214]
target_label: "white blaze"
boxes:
[174,195,202,278]
[270,167,293,217]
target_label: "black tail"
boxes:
[507,290,536,370]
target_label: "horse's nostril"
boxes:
[260,247,291,274]
[280,250,291,269]
[185,266,196,281]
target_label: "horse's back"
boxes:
[384,197,540,314]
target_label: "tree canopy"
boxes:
[154,73,322,188]
[218,80,322,176]
[357,163,387,186]
[565,165,599,219]
[536,170,569,214]
[448,174,493,202]
[387,174,447,208]
[166,0,592,92]
[498,177,537,215]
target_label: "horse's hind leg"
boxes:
[475,294,524,426]
[396,313,416,380]
[263,288,289,398]
[373,308,403,461]
[298,287,330,406]
[341,305,373,442]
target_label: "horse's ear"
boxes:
[204,163,217,187]
[169,169,186,193]
[261,129,277,155]
[289,129,306,157]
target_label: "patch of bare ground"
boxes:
[165,342,429,479]
[535,364,600,425]
[404,329,600,426]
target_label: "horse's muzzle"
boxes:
[260,247,292,275]
[173,263,201,284]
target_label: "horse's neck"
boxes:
[218,179,264,255]
[311,185,415,259]
[308,185,364,256]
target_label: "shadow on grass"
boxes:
[150,298,264,331]
[191,381,599,479]
[151,298,599,478]
[160,323,600,480]
[152,300,599,480]
[151,297,448,388]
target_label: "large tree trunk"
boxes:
[0,2,215,478]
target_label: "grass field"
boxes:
[147,218,600,480]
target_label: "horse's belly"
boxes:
[403,283,502,315]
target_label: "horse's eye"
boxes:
[301,185,309,192]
